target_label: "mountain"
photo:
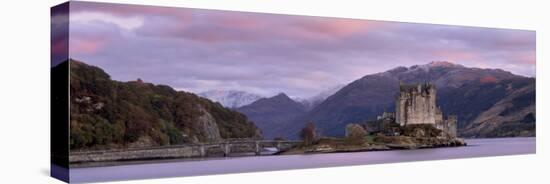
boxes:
[289,61,535,138]
[297,84,345,110]
[236,93,307,139]
[66,59,261,150]
[198,90,262,108]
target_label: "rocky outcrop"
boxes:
[196,106,223,142]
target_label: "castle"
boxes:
[395,83,457,137]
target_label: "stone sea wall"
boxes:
[70,146,203,163]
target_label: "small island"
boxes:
[283,83,466,155]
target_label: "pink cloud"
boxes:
[134,10,267,43]
[71,1,192,19]
[288,18,383,40]
[70,38,106,55]
[150,11,389,43]
[68,0,536,85]
[514,51,536,65]
[214,14,264,29]
[300,20,368,35]
[186,31,256,43]
[181,13,266,43]
[51,39,68,56]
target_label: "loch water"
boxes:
[70,137,535,183]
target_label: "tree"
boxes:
[300,122,317,146]
[345,123,366,145]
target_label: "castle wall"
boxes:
[396,84,437,125]
[446,116,457,137]
[396,96,406,126]
[395,83,457,137]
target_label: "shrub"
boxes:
[401,124,442,137]
[345,123,366,145]
[160,120,185,145]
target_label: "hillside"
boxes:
[460,78,536,137]
[65,60,261,150]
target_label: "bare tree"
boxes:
[300,122,317,146]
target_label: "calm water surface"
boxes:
[71,137,535,183]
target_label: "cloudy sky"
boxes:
[60,1,536,98]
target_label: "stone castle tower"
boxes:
[396,83,437,126]
[395,83,457,137]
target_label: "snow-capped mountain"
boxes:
[296,84,345,110]
[198,90,263,108]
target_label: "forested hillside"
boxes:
[64,60,261,150]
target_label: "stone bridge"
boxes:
[197,140,301,156]
[69,140,302,164]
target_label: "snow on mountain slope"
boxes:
[199,90,262,108]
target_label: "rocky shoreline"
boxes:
[280,136,467,155]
